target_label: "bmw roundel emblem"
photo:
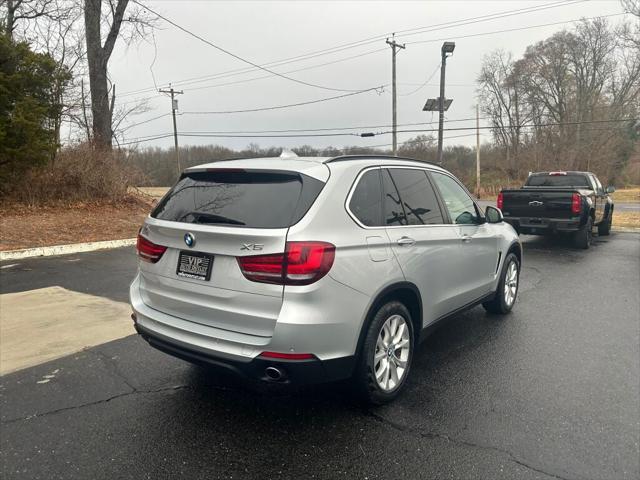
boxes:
[184,233,195,248]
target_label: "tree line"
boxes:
[477,8,639,184]
[0,0,638,202]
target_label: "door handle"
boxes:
[397,236,416,247]
[461,235,473,243]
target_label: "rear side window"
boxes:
[382,169,407,226]
[349,169,382,226]
[526,174,590,188]
[152,170,324,228]
[388,169,444,225]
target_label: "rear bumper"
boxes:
[134,320,355,385]
[129,273,363,385]
[504,217,582,234]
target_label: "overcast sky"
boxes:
[108,0,628,152]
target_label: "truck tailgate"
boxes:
[501,189,579,219]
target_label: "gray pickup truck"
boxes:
[498,171,615,249]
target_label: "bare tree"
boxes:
[84,0,128,149]
[477,50,530,176]
[2,0,61,39]
[84,0,153,150]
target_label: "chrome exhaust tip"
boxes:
[264,366,284,381]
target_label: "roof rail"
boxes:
[324,154,440,167]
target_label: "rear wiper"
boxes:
[180,212,245,225]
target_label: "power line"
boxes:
[405,11,628,46]
[118,117,636,146]
[398,62,441,97]
[112,6,625,113]
[180,87,385,115]
[384,118,638,136]
[131,0,380,93]
[123,113,487,133]
[178,48,388,94]
[368,133,485,149]
[122,0,586,98]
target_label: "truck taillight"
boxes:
[136,234,167,263]
[238,241,335,286]
[497,192,504,210]
[571,193,582,215]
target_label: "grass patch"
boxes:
[612,188,640,203]
[613,211,640,229]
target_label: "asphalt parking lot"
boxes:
[1,233,639,480]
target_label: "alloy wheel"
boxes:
[504,261,518,306]
[374,314,411,392]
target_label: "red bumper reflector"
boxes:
[259,351,316,360]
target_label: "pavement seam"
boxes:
[365,410,585,480]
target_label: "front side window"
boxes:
[349,169,382,227]
[430,172,480,225]
[387,169,444,225]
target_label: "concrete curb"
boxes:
[0,238,137,261]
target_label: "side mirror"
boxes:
[606,186,615,194]
[485,206,504,224]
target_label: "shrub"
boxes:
[3,144,144,206]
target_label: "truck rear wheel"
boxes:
[574,217,593,249]
[598,208,612,236]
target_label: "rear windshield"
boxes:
[525,174,590,188]
[151,170,324,228]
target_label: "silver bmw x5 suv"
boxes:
[130,154,521,403]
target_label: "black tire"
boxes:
[483,252,520,315]
[354,301,414,405]
[574,217,593,249]
[598,208,612,236]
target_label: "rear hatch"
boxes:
[136,165,326,338]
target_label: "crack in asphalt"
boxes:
[92,349,138,392]
[1,384,192,425]
[365,410,585,480]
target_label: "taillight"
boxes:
[136,233,167,263]
[259,351,316,360]
[237,241,335,285]
[497,192,504,210]
[571,193,582,215]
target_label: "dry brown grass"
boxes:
[612,211,640,229]
[0,196,154,251]
[612,188,640,203]
[133,186,169,199]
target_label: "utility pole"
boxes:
[476,104,481,197]
[437,41,456,165]
[386,34,405,156]
[159,86,184,176]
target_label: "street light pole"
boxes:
[437,41,455,165]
